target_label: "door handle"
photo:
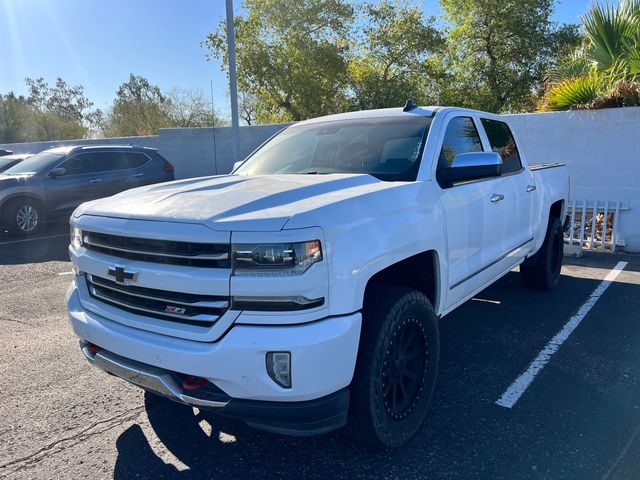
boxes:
[526,185,536,192]
[490,193,505,203]
[132,173,144,178]
[89,178,102,184]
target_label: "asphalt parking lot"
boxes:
[0,226,639,480]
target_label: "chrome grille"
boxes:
[83,231,230,268]
[86,275,228,327]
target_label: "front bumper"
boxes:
[67,283,362,403]
[81,343,350,436]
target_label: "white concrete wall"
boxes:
[157,123,289,178]
[507,107,640,252]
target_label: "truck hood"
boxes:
[73,174,404,231]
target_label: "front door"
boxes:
[44,153,105,216]
[436,114,513,310]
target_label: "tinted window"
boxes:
[95,152,149,172]
[100,152,149,171]
[481,119,522,174]
[438,117,483,169]
[60,154,101,175]
[235,117,432,182]
[67,151,149,173]
[122,152,149,169]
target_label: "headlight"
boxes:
[70,226,83,250]
[232,240,322,276]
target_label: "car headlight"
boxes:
[232,240,322,276]
[70,226,83,250]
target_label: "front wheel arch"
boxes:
[2,196,47,235]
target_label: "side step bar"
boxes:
[80,341,229,409]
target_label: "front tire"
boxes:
[520,217,564,290]
[347,285,439,448]
[3,198,44,236]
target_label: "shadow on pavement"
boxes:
[0,222,69,265]
[111,266,640,479]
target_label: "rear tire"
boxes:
[347,285,439,448]
[520,217,564,290]
[3,198,44,236]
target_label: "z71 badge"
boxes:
[165,305,186,315]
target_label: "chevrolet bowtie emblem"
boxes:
[107,266,138,284]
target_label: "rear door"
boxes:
[98,151,151,197]
[44,153,105,215]
[479,118,537,249]
[436,114,515,310]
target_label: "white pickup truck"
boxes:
[67,105,568,447]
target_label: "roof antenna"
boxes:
[403,98,417,112]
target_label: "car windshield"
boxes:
[3,151,65,175]
[235,116,432,181]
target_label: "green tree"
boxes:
[104,74,173,136]
[103,77,228,136]
[438,0,581,112]
[166,88,227,128]
[0,78,96,142]
[0,93,36,143]
[348,0,444,110]
[204,0,354,122]
[542,0,640,110]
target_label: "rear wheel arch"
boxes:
[549,199,564,222]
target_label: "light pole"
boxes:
[225,0,241,164]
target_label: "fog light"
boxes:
[266,352,291,388]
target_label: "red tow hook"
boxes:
[182,375,208,391]
[86,342,103,354]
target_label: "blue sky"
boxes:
[0,0,593,117]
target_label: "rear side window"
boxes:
[481,119,522,174]
[91,152,149,172]
[438,117,483,169]
[116,152,149,169]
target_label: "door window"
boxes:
[480,119,522,174]
[436,116,483,186]
[59,154,100,175]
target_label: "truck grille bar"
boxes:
[86,275,228,327]
[83,231,230,268]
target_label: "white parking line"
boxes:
[496,260,628,409]
[0,234,68,245]
[57,271,74,276]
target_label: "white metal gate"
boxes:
[565,200,628,252]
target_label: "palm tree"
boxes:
[540,0,640,111]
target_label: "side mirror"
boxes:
[49,167,67,178]
[232,160,244,172]
[441,152,502,185]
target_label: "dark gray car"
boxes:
[0,145,175,236]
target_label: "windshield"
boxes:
[3,151,65,175]
[236,116,432,181]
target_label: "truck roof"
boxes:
[296,106,503,126]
